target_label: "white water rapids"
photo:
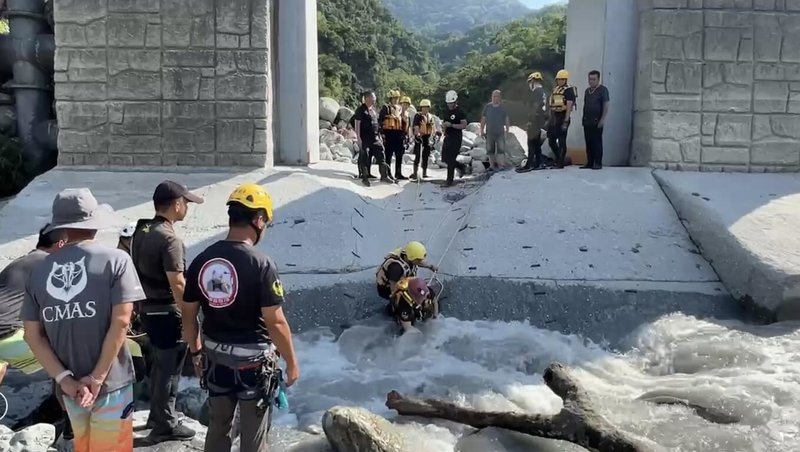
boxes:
[263,313,800,452]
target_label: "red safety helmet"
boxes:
[406,277,429,304]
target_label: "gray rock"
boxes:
[320,144,333,161]
[465,122,482,134]
[321,406,404,452]
[337,106,355,123]
[456,155,472,165]
[505,127,530,165]
[0,370,52,429]
[319,97,340,123]
[456,426,589,452]
[320,120,333,130]
[470,148,488,160]
[0,423,56,452]
[462,130,478,143]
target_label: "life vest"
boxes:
[549,85,578,113]
[382,104,404,131]
[416,113,434,136]
[376,250,417,289]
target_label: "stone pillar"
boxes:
[53,0,274,168]
[632,0,800,172]
[275,0,319,165]
[564,0,639,167]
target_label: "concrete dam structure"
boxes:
[3,0,796,173]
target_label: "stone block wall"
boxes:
[52,0,273,167]
[632,0,800,172]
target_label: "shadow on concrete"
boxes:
[179,168,744,352]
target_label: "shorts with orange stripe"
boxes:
[62,383,134,452]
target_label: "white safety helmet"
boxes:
[120,222,137,238]
[445,90,458,103]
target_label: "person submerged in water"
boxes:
[388,276,439,333]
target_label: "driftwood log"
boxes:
[385,362,650,452]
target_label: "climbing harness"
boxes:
[199,336,280,405]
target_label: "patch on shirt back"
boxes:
[198,258,239,308]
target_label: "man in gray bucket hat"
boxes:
[21,187,145,450]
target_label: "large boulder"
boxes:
[320,129,345,148]
[465,122,482,135]
[322,406,404,452]
[319,97,340,123]
[472,135,486,149]
[461,137,475,149]
[0,423,56,452]
[319,119,333,131]
[319,143,333,161]
[505,126,529,166]
[337,106,355,124]
[462,130,478,143]
[330,143,353,160]
[470,147,488,160]
[456,154,472,165]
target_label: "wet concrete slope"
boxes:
[0,163,741,347]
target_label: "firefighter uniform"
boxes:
[547,69,577,168]
[380,90,408,180]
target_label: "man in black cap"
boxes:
[129,180,203,443]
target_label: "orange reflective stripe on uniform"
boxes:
[418,114,433,136]
[382,105,404,131]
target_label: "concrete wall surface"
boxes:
[632,1,800,172]
[564,0,638,166]
[53,0,275,168]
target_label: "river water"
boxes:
[266,313,800,452]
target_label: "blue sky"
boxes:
[519,0,566,9]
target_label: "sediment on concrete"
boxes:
[282,273,740,349]
[654,170,800,322]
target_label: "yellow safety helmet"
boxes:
[402,241,427,261]
[527,72,543,82]
[227,183,274,222]
[400,96,411,104]
[556,69,569,80]
[388,89,401,99]
[419,99,431,108]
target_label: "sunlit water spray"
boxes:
[265,313,800,451]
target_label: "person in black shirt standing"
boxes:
[130,180,203,442]
[182,183,299,452]
[582,70,610,170]
[354,90,393,187]
[518,72,549,172]
[442,90,469,187]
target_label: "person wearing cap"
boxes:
[21,188,145,452]
[182,183,300,452]
[518,72,550,172]
[129,180,203,443]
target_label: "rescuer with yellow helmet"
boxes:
[411,98,437,179]
[546,69,577,168]
[517,71,549,173]
[379,89,408,180]
[376,241,438,301]
[182,182,300,451]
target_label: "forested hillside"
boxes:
[317,0,567,121]
[383,0,531,32]
[317,0,439,107]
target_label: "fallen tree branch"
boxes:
[385,362,649,452]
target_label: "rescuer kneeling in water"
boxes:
[389,276,439,333]
[376,241,438,301]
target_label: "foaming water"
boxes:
[266,313,800,451]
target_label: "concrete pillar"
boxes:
[276,0,319,165]
[563,0,638,166]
